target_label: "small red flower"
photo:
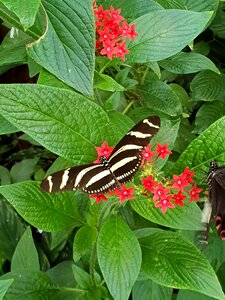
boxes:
[114,42,130,61]
[94,5,107,20]
[142,145,156,162]
[155,195,175,214]
[181,167,194,183]
[115,185,135,202]
[126,24,138,40]
[90,194,108,204]
[156,144,172,160]
[142,175,158,192]
[98,26,115,42]
[153,183,170,201]
[189,185,202,202]
[171,174,190,191]
[173,191,186,206]
[106,6,124,24]
[94,141,114,163]
[100,40,116,60]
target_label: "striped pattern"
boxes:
[40,116,160,194]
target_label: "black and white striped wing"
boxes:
[41,116,160,194]
[40,163,118,194]
[108,116,160,184]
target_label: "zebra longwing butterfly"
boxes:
[204,160,225,240]
[40,116,160,194]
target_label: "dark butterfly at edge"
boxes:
[203,160,225,240]
[40,116,160,195]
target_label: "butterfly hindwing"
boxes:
[41,116,160,194]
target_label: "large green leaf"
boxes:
[27,0,95,95]
[0,0,41,30]
[159,52,219,74]
[138,80,182,116]
[174,116,225,173]
[97,216,142,300]
[132,279,172,300]
[127,10,212,62]
[210,10,225,39]
[190,70,225,101]
[99,0,163,20]
[156,0,217,12]
[0,84,110,162]
[140,231,224,300]
[1,271,59,300]
[0,181,83,232]
[11,227,40,272]
[131,196,203,230]
[194,101,225,134]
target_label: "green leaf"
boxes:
[174,116,225,173]
[72,265,102,300]
[95,73,125,92]
[0,197,26,260]
[10,158,39,183]
[50,229,73,250]
[0,181,83,232]
[99,0,163,20]
[140,231,224,300]
[132,279,172,300]
[173,119,196,154]
[47,261,76,288]
[0,279,14,300]
[127,10,212,62]
[0,166,11,185]
[11,227,39,272]
[156,0,217,12]
[37,69,73,91]
[1,271,59,299]
[210,10,225,39]
[73,225,98,262]
[97,216,141,300]
[194,101,225,134]
[159,52,219,74]
[153,119,180,170]
[131,196,203,230]
[0,84,110,162]
[27,0,95,95]
[0,30,32,75]
[190,70,225,101]
[72,264,91,289]
[177,290,214,300]
[139,80,182,116]
[0,114,17,134]
[0,0,41,30]
[203,232,225,272]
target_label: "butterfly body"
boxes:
[41,116,160,195]
[206,160,225,239]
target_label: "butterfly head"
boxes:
[99,155,109,167]
[210,160,218,170]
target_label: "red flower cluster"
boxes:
[142,166,202,214]
[93,3,138,60]
[89,140,202,213]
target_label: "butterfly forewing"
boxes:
[41,116,160,194]
[207,161,225,240]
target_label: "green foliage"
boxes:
[0,0,225,299]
